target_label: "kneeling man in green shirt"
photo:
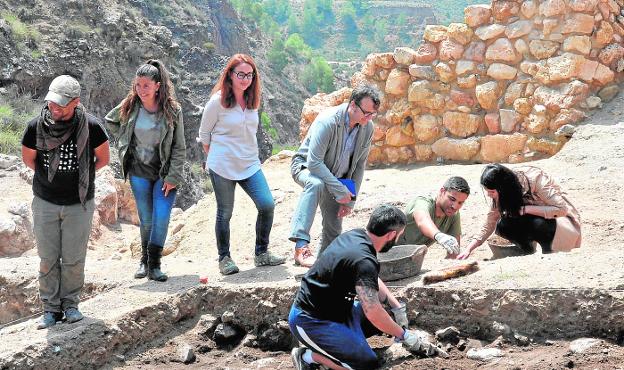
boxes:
[397,177,470,258]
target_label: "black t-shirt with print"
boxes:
[22,114,108,205]
[293,228,380,323]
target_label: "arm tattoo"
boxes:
[356,283,380,313]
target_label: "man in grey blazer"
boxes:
[289,84,380,267]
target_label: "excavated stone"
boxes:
[465,5,492,28]
[505,20,532,38]
[385,69,411,96]
[467,347,505,361]
[393,47,418,65]
[570,338,603,353]
[435,62,455,83]
[562,13,596,34]
[424,25,448,43]
[539,0,566,17]
[476,81,501,110]
[487,63,518,80]
[563,36,591,55]
[432,138,480,161]
[529,40,559,59]
[442,112,482,137]
[475,24,506,40]
[533,81,590,111]
[485,38,518,63]
[408,81,434,103]
[485,113,501,133]
[439,39,464,61]
[527,137,563,154]
[386,126,416,147]
[569,0,600,12]
[447,23,473,45]
[521,0,538,18]
[596,21,614,44]
[598,85,620,102]
[479,133,528,162]
[463,41,486,62]
[492,0,519,22]
[409,65,436,80]
[414,43,438,64]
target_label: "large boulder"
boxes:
[561,13,596,34]
[476,81,502,110]
[386,126,416,147]
[442,112,482,137]
[0,203,35,256]
[487,63,518,80]
[432,137,480,161]
[393,47,418,65]
[447,23,473,45]
[414,43,438,64]
[475,24,506,41]
[535,53,586,84]
[465,5,492,28]
[424,25,448,43]
[533,80,590,111]
[439,39,465,61]
[485,38,518,63]
[413,114,442,142]
[94,167,118,226]
[385,69,412,96]
[529,40,559,59]
[479,133,528,162]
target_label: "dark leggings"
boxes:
[496,215,557,254]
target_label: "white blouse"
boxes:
[198,92,261,180]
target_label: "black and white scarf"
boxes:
[36,104,90,206]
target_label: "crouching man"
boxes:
[288,204,445,370]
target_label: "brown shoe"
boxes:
[294,246,316,267]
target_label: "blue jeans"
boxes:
[129,176,177,248]
[289,169,342,254]
[288,303,380,370]
[209,169,274,260]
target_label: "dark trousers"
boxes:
[496,215,556,254]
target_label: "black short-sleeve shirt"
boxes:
[22,114,109,205]
[293,228,380,323]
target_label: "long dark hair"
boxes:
[120,59,180,126]
[211,53,261,109]
[480,163,524,217]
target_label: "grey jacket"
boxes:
[291,103,373,208]
[105,103,186,186]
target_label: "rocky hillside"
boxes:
[0,0,309,206]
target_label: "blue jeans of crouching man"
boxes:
[32,196,95,313]
[129,176,177,249]
[289,168,342,254]
[208,169,274,260]
[288,302,381,370]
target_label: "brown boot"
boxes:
[294,246,316,268]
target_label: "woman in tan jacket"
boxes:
[457,164,581,259]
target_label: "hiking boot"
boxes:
[294,246,316,268]
[291,347,317,370]
[219,256,239,275]
[147,243,168,282]
[134,243,148,279]
[37,311,63,330]
[254,251,286,267]
[64,307,84,324]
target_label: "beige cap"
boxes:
[44,75,81,107]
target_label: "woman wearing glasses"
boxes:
[198,54,285,275]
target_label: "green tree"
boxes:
[287,13,299,33]
[349,0,370,16]
[263,0,291,24]
[373,18,388,49]
[301,3,322,48]
[301,56,335,94]
[267,38,289,72]
[339,2,358,48]
[284,33,312,59]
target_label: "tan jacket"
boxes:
[472,166,581,252]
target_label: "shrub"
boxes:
[1,11,41,42]
[301,56,335,94]
[261,111,278,140]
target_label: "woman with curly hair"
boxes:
[105,59,186,282]
[457,164,581,259]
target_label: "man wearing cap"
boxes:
[21,75,110,329]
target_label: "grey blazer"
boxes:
[291,103,374,208]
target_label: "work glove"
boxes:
[434,232,460,255]
[401,329,449,358]
[390,302,409,329]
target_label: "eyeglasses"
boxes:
[232,71,255,80]
[354,101,377,118]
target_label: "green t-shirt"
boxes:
[398,194,461,246]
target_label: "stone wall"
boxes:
[299,0,624,165]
